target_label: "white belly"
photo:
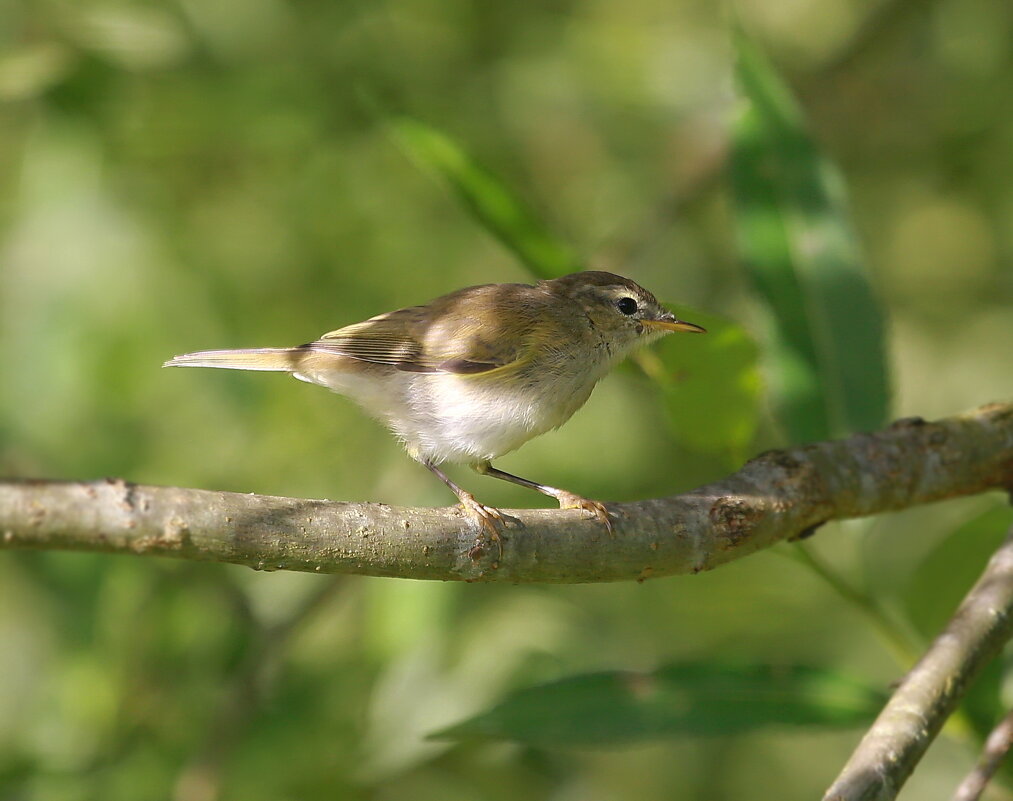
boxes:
[401,368,604,465]
[403,377,545,463]
[297,356,608,466]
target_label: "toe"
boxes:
[581,499,615,535]
[588,501,614,534]
[456,494,506,560]
[460,497,504,532]
[555,493,615,535]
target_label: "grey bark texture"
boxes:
[1,402,1011,583]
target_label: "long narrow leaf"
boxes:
[730,31,890,442]
[387,116,582,279]
[430,663,885,747]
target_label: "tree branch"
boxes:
[823,521,1013,801]
[1,403,1011,583]
[952,708,1013,801]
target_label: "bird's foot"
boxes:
[553,491,614,535]
[457,492,505,561]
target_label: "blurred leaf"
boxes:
[70,6,190,71]
[639,305,762,459]
[0,43,75,101]
[904,505,1013,640]
[962,657,1004,743]
[730,31,890,443]
[430,663,885,747]
[387,116,583,279]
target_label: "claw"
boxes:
[457,492,505,561]
[554,492,615,536]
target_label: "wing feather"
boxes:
[312,303,531,375]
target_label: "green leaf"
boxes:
[904,505,1013,640]
[387,116,582,279]
[729,31,891,443]
[641,305,762,459]
[430,663,885,747]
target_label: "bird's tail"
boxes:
[163,348,301,372]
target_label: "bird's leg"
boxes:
[474,462,614,534]
[423,461,504,559]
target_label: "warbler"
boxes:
[165,271,704,537]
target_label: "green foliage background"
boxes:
[1,1,1012,799]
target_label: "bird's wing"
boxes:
[314,308,436,372]
[312,302,532,375]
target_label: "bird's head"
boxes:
[545,271,705,352]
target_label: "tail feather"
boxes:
[163,348,301,372]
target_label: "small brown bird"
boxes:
[165,271,704,537]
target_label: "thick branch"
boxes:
[823,522,1013,801]
[1,403,1011,583]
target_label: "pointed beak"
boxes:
[642,314,707,334]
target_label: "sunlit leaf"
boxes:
[70,6,190,70]
[387,116,582,279]
[640,305,762,459]
[0,43,74,101]
[730,31,890,443]
[430,663,885,747]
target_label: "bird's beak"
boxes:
[642,314,707,334]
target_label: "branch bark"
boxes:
[952,708,1013,801]
[823,521,1013,801]
[1,403,1011,583]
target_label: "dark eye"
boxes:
[616,297,638,315]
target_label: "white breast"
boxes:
[398,359,613,464]
[296,345,617,467]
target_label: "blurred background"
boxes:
[1,0,1012,799]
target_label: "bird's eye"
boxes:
[616,297,638,315]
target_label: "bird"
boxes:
[164,271,705,543]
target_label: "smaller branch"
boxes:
[823,524,1013,801]
[952,709,1013,801]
